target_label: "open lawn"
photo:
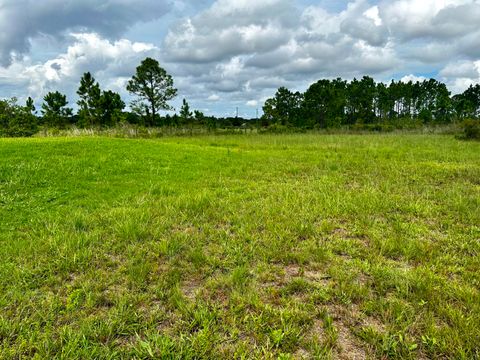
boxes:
[0,134,479,359]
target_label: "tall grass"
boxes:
[32,122,464,139]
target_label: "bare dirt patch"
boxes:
[181,277,202,300]
[172,223,199,236]
[284,263,302,279]
[335,324,368,360]
[327,303,387,359]
[304,269,332,287]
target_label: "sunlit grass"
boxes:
[0,133,479,358]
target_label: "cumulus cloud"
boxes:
[0,0,171,65]
[340,2,389,47]
[440,60,480,79]
[207,94,220,101]
[440,60,480,93]
[379,0,471,40]
[162,0,403,107]
[154,0,480,114]
[400,74,427,83]
[378,0,480,62]
[0,33,159,103]
[164,0,296,63]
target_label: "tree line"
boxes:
[0,57,254,137]
[262,76,480,129]
[1,58,180,137]
[1,58,479,137]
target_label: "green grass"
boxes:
[0,133,479,359]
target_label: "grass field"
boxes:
[0,134,479,359]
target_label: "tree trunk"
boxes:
[151,101,156,126]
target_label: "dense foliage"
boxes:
[0,98,38,137]
[127,57,177,126]
[77,72,126,128]
[262,77,480,129]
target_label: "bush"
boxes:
[0,99,38,137]
[350,123,394,132]
[461,119,480,140]
[392,117,423,130]
[260,124,294,134]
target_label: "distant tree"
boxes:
[434,82,452,123]
[205,116,217,132]
[376,82,394,120]
[171,113,180,126]
[77,72,127,127]
[125,111,142,125]
[261,76,463,129]
[77,72,101,127]
[275,87,303,126]
[41,91,72,128]
[25,97,36,114]
[194,110,205,125]
[345,76,376,124]
[0,98,37,137]
[0,99,12,131]
[164,113,172,126]
[459,84,480,119]
[452,94,469,121]
[303,78,346,128]
[180,99,192,124]
[99,90,125,126]
[261,97,279,125]
[126,58,177,126]
[262,87,303,126]
[358,76,377,123]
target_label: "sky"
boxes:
[0,0,479,118]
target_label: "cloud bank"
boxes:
[0,0,171,65]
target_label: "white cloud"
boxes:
[440,60,480,93]
[164,1,293,64]
[157,0,480,113]
[0,0,171,65]
[217,57,245,78]
[440,60,480,78]
[339,1,389,46]
[400,74,427,83]
[379,0,471,40]
[162,0,402,107]
[0,33,159,103]
[207,94,220,101]
[364,6,382,26]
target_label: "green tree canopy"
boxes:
[126,57,177,126]
[99,90,125,126]
[0,98,37,137]
[180,99,192,124]
[41,91,72,128]
[25,97,36,114]
[77,72,101,127]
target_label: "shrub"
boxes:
[260,124,294,134]
[0,99,38,137]
[350,123,394,132]
[461,119,480,140]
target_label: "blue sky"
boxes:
[0,0,479,118]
